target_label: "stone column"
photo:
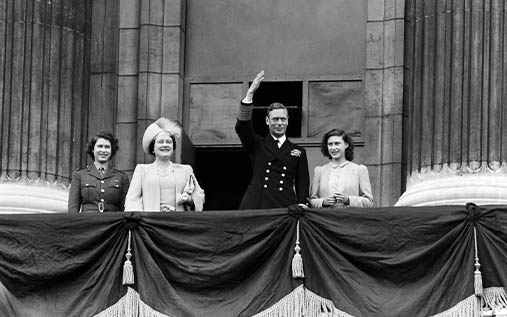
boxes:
[397,0,507,206]
[0,0,90,213]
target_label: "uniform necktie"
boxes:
[99,167,105,177]
[276,139,281,148]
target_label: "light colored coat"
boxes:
[125,163,205,212]
[310,161,373,208]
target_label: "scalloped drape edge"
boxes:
[93,287,172,317]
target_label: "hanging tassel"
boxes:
[292,220,305,278]
[473,226,482,297]
[123,230,134,285]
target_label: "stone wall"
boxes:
[364,0,405,206]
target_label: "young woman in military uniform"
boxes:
[68,131,130,213]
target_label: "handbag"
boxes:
[180,174,196,211]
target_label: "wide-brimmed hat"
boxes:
[142,118,182,155]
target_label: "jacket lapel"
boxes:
[273,138,294,159]
[87,164,101,179]
[144,163,161,211]
[263,135,279,155]
[102,167,114,180]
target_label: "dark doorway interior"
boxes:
[195,147,252,211]
[250,81,303,137]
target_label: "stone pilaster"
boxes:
[136,0,186,163]
[397,0,507,206]
[364,0,405,206]
[115,0,187,169]
[116,0,141,173]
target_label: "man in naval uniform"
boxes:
[235,70,310,210]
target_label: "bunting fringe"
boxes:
[483,287,507,314]
[94,287,171,317]
[252,285,483,317]
[430,294,480,317]
[91,285,490,317]
[304,288,354,317]
[251,284,305,317]
[252,285,353,317]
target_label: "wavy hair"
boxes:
[86,131,119,161]
[320,128,354,161]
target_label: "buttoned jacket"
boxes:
[310,161,373,208]
[68,164,130,213]
[235,117,310,210]
[125,162,205,212]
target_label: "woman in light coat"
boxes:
[125,118,204,212]
[310,129,373,208]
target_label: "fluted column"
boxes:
[398,0,507,206]
[0,0,90,213]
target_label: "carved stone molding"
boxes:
[397,162,507,206]
[0,183,67,214]
[396,174,507,206]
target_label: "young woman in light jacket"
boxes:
[310,129,373,208]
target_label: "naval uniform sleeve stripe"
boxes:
[238,102,253,121]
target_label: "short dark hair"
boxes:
[320,129,354,161]
[148,133,177,156]
[86,131,119,160]
[266,102,288,118]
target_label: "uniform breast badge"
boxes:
[290,149,301,157]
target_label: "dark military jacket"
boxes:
[68,164,130,213]
[235,114,310,210]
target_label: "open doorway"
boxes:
[195,147,252,211]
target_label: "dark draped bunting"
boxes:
[0,204,506,316]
